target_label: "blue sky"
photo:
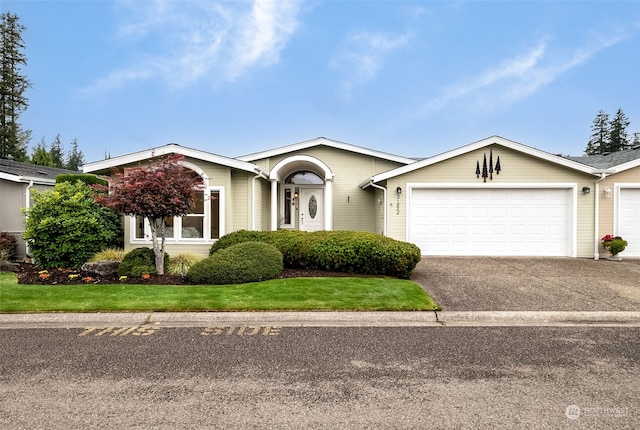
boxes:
[3,0,640,164]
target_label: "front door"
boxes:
[300,188,324,232]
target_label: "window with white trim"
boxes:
[132,187,223,242]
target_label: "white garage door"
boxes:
[618,188,640,257]
[409,188,573,256]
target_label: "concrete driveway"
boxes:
[411,257,640,312]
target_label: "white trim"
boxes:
[406,182,578,257]
[238,137,416,165]
[363,136,598,187]
[269,154,334,181]
[0,171,56,185]
[129,186,225,244]
[610,157,640,174]
[83,143,264,176]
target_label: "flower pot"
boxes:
[606,253,622,262]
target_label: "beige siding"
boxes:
[230,171,250,232]
[385,145,598,257]
[251,146,405,232]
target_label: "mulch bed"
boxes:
[11,262,375,285]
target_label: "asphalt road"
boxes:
[1,325,638,429]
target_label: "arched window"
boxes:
[285,171,323,185]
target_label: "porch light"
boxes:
[582,186,591,195]
[396,186,402,196]
[604,187,612,198]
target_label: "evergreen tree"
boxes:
[632,132,640,148]
[49,134,65,168]
[31,137,54,167]
[608,108,631,152]
[0,12,31,160]
[585,110,610,156]
[65,138,85,171]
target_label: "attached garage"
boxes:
[617,187,640,257]
[408,186,575,256]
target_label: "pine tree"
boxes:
[31,137,54,167]
[585,110,610,156]
[65,138,85,171]
[49,134,65,168]
[608,108,631,152]
[0,12,31,160]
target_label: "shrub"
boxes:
[208,230,270,255]
[167,254,204,276]
[89,248,126,262]
[209,230,421,279]
[118,247,169,277]
[22,180,123,269]
[129,265,158,277]
[56,173,108,187]
[188,241,283,285]
[0,232,18,261]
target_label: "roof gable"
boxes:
[362,136,598,187]
[236,137,416,165]
[83,143,265,176]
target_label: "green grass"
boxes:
[0,272,439,313]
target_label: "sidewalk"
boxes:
[1,310,640,328]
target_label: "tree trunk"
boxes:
[148,217,166,275]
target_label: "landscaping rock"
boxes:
[0,260,18,272]
[81,260,120,277]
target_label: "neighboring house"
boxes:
[0,159,78,259]
[83,136,640,260]
[568,146,640,258]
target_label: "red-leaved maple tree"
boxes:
[95,153,204,275]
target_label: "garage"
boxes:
[617,187,640,257]
[409,187,574,256]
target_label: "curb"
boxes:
[1,311,639,328]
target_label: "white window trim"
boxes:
[129,186,225,244]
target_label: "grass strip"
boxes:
[0,272,439,312]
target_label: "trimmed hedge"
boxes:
[209,230,421,279]
[188,241,283,285]
[118,247,169,277]
[56,174,108,187]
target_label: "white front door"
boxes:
[300,188,324,232]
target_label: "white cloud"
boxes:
[228,0,300,79]
[418,30,631,117]
[332,31,411,97]
[80,0,301,96]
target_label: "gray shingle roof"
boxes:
[566,146,640,169]
[0,158,78,182]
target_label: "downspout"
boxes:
[368,181,387,236]
[593,172,607,260]
[251,167,268,231]
[24,180,34,258]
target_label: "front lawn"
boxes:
[0,272,439,312]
